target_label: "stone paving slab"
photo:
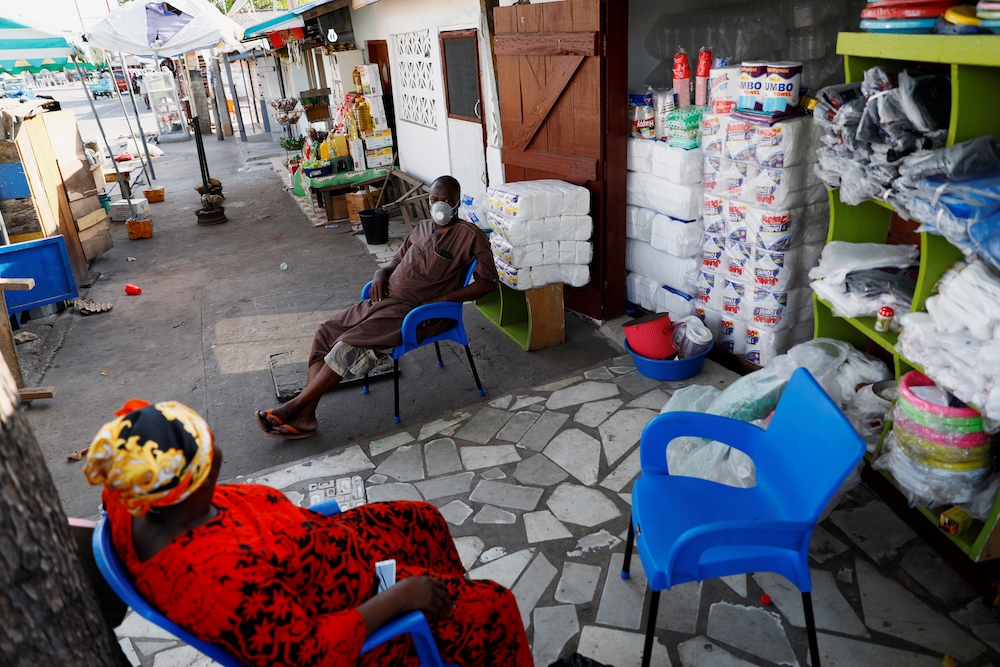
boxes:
[113,357,999,667]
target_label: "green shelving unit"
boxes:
[814,33,1000,562]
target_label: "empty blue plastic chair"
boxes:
[93,499,454,667]
[621,367,865,667]
[361,260,484,423]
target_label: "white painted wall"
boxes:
[349,0,505,192]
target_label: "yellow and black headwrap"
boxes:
[83,399,214,516]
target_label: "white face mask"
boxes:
[430,200,457,225]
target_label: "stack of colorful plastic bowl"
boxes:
[886,371,992,503]
[977,1,1000,32]
[860,0,958,33]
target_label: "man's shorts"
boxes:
[324,341,392,378]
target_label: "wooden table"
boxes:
[102,158,147,199]
[297,168,391,223]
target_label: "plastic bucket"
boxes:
[99,193,112,213]
[359,208,390,245]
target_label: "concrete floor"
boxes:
[22,84,619,519]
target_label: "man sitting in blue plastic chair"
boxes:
[256,176,498,439]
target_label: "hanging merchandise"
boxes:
[695,48,712,107]
[673,49,692,108]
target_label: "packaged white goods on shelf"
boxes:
[749,286,813,331]
[491,234,543,268]
[626,238,697,295]
[748,202,830,252]
[808,241,919,284]
[664,106,705,150]
[724,118,756,162]
[626,205,654,243]
[724,161,760,202]
[704,155,724,195]
[925,261,1000,340]
[497,257,590,290]
[725,200,750,243]
[702,234,727,273]
[754,116,818,169]
[626,171,700,221]
[703,193,727,234]
[627,271,696,318]
[486,179,590,219]
[487,211,592,245]
[697,270,723,310]
[627,137,653,172]
[809,242,919,322]
[745,319,815,367]
[753,165,825,210]
[699,113,728,155]
[650,141,703,185]
[651,214,702,257]
[720,314,747,355]
[722,278,751,321]
[752,243,825,291]
[724,239,753,283]
[459,193,489,231]
[696,304,723,340]
[709,66,740,114]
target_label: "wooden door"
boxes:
[367,40,396,130]
[494,0,627,321]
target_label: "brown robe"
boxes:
[309,219,498,366]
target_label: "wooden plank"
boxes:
[78,222,114,261]
[544,1,578,167]
[507,55,584,152]
[8,232,44,244]
[517,4,547,155]
[0,291,23,388]
[57,157,100,201]
[501,148,597,184]
[69,194,102,220]
[601,0,629,321]
[14,127,58,237]
[23,116,89,283]
[0,197,43,236]
[494,32,598,56]
[75,207,108,232]
[495,5,523,163]
[0,278,36,291]
[526,282,566,350]
[18,387,56,400]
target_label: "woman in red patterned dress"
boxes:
[84,400,533,666]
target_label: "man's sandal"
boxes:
[255,410,317,440]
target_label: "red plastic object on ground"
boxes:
[114,151,134,162]
[623,315,677,360]
[866,0,956,7]
[861,3,955,18]
[761,594,772,605]
[124,284,142,295]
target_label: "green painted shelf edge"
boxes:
[475,287,531,352]
[837,32,1000,67]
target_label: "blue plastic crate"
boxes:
[0,236,78,315]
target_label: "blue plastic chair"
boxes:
[621,368,865,667]
[361,260,484,423]
[93,499,453,667]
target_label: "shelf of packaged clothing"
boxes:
[837,32,1000,68]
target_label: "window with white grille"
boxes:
[391,29,437,129]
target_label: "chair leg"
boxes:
[363,372,369,394]
[641,589,660,667]
[434,342,443,367]
[393,359,400,424]
[802,591,821,667]
[621,515,635,580]
[464,344,485,396]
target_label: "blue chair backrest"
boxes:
[92,516,247,667]
[751,367,865,522]
[361,259,477,302]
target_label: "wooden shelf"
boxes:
[816,35,1000,563]
[475,282,565,352]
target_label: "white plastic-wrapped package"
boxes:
[559,264,590,287]
[720,313,748,355]
[696,305,723,341]
[754,116,818,168]
[650,141,703,185]
[560,240,593,265]
[626,205,654,243]
[560,215,593,241]
[651,215,702,258]
[702,233,727,273]
[626,238,698,295]
[496,256,528,290]
[460,193,489,230]
[709,67,741,113]
[808,241,920,284]
[490,234,543,268]
[748,204,830,252]
[722,278,751,320]
[626,272,643,305]
[697,270,724,310]
[543,179,590,215]
[639,276,659,310]
[725,239,754,283]
[725,160,760,202]
[488,210,535,245]
[750,286,813,331]
[745,319,815,366]
[753,168,827,209]
[627,138,653,172]
[726,200,750,243]
[542,241,559,265]
[656,284,697,318]
[627,171,701,221]
[487,179,590,218]
[703,193,727,234]
[700,113,728,155]
[724,118,757,162]
[927,261,1000,340]
[752,242,825,291]
[704,155,724,195]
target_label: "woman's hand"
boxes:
[398,576,453,621]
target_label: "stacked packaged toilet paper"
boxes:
[625,138,703,318]
[697,112,829,365]
[485,180,593,290]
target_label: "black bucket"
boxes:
[359,208,389,245]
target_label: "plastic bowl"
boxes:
[626,340,713,381]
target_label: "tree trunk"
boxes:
[0,360,128,667]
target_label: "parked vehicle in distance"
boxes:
[1,79,35,100]
[88,79,114,99]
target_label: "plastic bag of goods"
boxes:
[744,319,815,367]
[491,234,543,268]
[650,141,703,185]
[749,286,813,332]
[752,242,825,291]
[725,161,761,203]
[753,167,826,210]
[700,113,728,155]
[703,193,727,234]
[626,238,698,295]
[672,315,713,358]
[845,379,895,451]
[754,116,817,169]
[749,203,830,253]
[725,200,750,243]
[651,214,702,258]
[724,118,757,162]
[697,270,724,311]
[808,242,920,285]
[626,205,655,243]
[701,234,727,274]
[724,239,754,283]
[629,91,655,139]
[652,88,676,140]
[626,171,701,221]
[719,313,748,356]
[656,284,697,318]
[704,155,724,195]
[709,66,740,114]
[627,137,653,172]
[460,193,489,230]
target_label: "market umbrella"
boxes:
[0,18,81,74]
[85,1,244,224]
